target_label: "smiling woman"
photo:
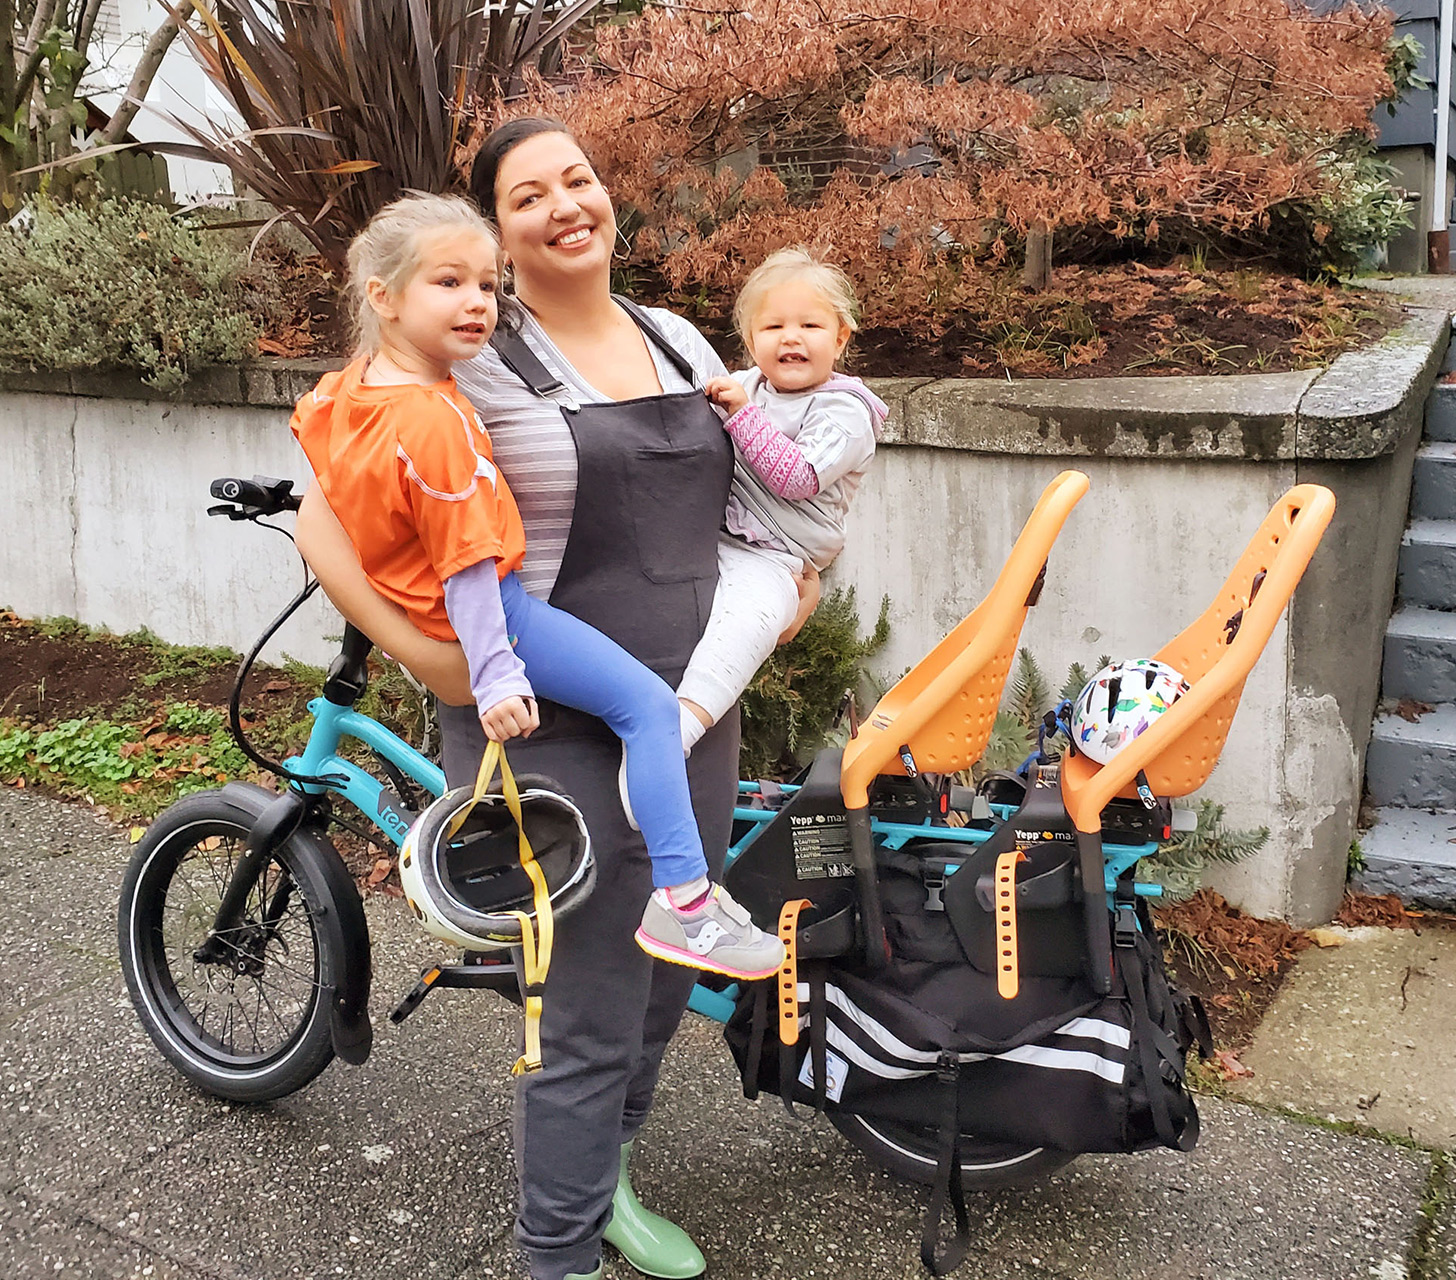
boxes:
[291,119,818,1280]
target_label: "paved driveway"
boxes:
[0,786,1437,1279]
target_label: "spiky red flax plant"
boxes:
[176,0,603,264]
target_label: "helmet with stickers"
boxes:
[1070,659,1190,766]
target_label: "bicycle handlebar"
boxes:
[209,476,301,521]
[204,474,347,789]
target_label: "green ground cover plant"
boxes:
[0,705,247,816]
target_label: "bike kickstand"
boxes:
[389,954,519,1024]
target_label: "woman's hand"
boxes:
[296,488,474,705]
[778,563,821,645]
[705,376,748,417]
[481,695,539,743]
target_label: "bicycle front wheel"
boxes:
[118,789,342,1102]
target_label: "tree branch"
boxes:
[14,0,63,106]
[99,0,199,147]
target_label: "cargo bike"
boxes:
[117,469,1334,1273]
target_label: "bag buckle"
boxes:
[923,868,946,912]
[1113,902,1139,948]
[936,1050,959,1083]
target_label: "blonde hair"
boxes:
[732,246,860,350]
[345,193,499,356]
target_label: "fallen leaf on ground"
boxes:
[1337,892,1415,929]
[366,858,393,887]
[1212,1049,1254,1080]
[1307,927,1346,948]
[1395,699,1433,722]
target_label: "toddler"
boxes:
[686,247,887,751]
[289,193,784,981]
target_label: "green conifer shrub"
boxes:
[739,585,889,779]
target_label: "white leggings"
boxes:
[677,535,803,725]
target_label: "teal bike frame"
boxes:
[284,698,1162,1026]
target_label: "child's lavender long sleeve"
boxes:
[442,560,534,715]
[723,404,820,500]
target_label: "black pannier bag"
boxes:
[725,844,1212,1275]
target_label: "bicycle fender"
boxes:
[219,781,375,1065]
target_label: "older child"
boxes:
[289,193,783,980]
[683,247,888,752]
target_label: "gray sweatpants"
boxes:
[438,700,738,1280]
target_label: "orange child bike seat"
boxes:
[840,470,1091,810]
[1060,484,1336,834]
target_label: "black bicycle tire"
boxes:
[828,1110,1075,1190]
[118,789,342,1102]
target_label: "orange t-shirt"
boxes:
[290,359,527,642]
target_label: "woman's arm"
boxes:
[295,488,474,706]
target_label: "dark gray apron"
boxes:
[441,299,739,1280]
[492,295,733,705]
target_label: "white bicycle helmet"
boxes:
[399,772,594,950]
[1071,659,1190,765]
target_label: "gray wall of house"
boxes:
[1331,0,1456,269]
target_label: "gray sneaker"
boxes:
[635,884,786,980]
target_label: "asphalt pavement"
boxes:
[0,784,1448,1280]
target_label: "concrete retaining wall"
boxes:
[1,308,1447,924]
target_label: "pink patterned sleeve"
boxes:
[722,404,820,500]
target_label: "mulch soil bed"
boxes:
[2,611,1442,1059]
[257,248,1403,380]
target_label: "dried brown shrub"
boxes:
[502,0,1398,331]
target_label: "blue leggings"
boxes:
[500,572,706,889]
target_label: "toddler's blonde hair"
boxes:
[345,193,499,357]
[732,246,860,351]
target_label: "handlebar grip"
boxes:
[209,476,301,516]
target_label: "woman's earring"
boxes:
[614,226,633,260]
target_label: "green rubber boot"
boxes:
[564,1269,603,1280]
[602,1141,707,1278]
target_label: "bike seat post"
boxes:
[324,625,374,707]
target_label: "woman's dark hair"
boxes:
[470,116,579,219]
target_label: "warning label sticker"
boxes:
[790,812,854,880]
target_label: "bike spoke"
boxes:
[153,837,322,1060]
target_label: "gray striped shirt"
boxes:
[454,301,728,599]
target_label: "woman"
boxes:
[296,117,816,1280]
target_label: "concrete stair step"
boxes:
[1398,519,1456,610]
[1352,807,1456,910]
[1383,606,1456,702]
[1366,701,1456,808]
[1411,441,1456,520]
[1428,381,1456,440]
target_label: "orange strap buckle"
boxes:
[777,899,812,1046]
[994,850,1027,1000]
